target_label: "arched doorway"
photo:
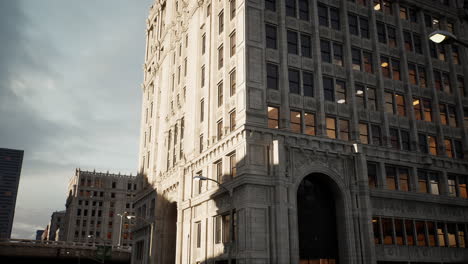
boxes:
[162,202,177,264]
[297,173,339,264]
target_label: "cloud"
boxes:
[1,0,153,238]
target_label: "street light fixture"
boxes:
[193,175,234,264]
[126,215,154,258]
[116,212,128,247]
[429,30,468,48]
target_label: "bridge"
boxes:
[0,239,131,263]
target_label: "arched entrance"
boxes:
[297,173,339,264]
[162,202,177,264]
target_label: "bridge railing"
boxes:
[0,239,131,252]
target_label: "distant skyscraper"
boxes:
[35,230,44,240]
[0,148,23,239]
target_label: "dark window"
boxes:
[382,218,394,245]
[418,133,428,154]
[363,52,373,73]
[333,43,343,66]
[230,69,236,96]
[389,128,399,149]
[351,48,361,71]
[218,45,224,69]
[349,14,358,35]
[267,63,278,90]
[320,40,331,63]
[285,0,296,17]
[318,4,329,27]
[368,162,377,188]
[371,124,381,146]
[385,166,397,190]
[230,0,236,19]
[403,31,412,51]
[414,34,422,54]
[298,0,309,20]
[265,0,276,11]
[288,69,300,94]
[230,31,236,56]
[377,22,386,43]
[303,71,313,97]
[265,24,278,49]
[300,34,311,57]
[265,24,277,49]
[360,17,369,38]
[454,140,464,159]
[330,8,340,30]
[287,30,298,54]
[401,130,410,151]
[219,10,224,34]
[323,77,334,101]
[217,82,223,107]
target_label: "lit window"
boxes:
[339,119,349,141]
[326,117,336,139]
[304,112,315,135]
[290,110,302,133]
[268,106,279,129]
[359,123,369,144]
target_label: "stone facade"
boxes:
[63,169,136,247]
[135,0,468,263]
[43,210,65,241]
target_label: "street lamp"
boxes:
[126,215,154,257]
[116,212,128,247]
[193,175,234,264]
[429,30,468,48]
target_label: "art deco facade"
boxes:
[136,0,468,263]
[0,148,23,239]
[63,169,136,247]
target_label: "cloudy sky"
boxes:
[0,0,153,239]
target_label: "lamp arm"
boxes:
[202,178,231,196]
[453,38,468,49]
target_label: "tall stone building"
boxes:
[0,148,23,239]
[135,0,468,263]
[43,210,66,241]
[63,169,136,247]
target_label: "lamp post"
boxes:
[126,215,154,259]
[193,175,234,264]
[116,212,128,247]
[429,30,468,48]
